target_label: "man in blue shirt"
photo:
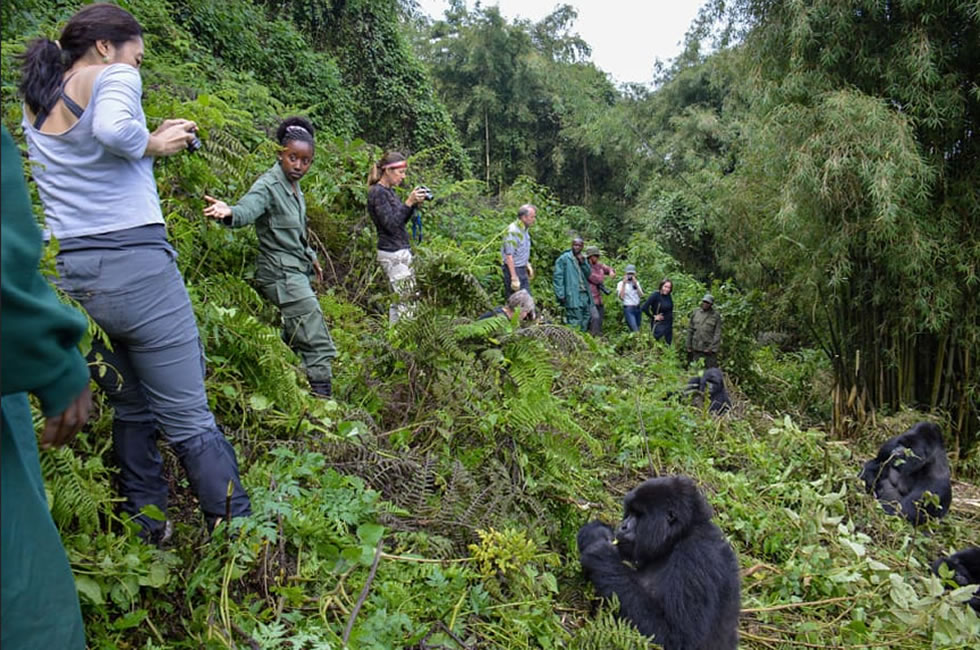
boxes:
[501,204,537,298]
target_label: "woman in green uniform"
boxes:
[204,117,336,397]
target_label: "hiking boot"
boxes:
[139,518,173,547]
[310,379,332,398]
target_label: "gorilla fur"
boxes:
[931,547,980,612]
[858,422,952,525]
[577,475,741,649]
[683,367,732,414]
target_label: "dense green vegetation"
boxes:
[2,0,978,647]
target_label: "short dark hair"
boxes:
[276,116,315,148]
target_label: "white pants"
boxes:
[377,248,416,324]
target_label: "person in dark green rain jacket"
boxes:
[1,125,92,649]
[205,117,337,398]
[552,237,592,331]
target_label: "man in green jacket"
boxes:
[687,293,723,368]
[552,237,592,331]
[1,126,91,648]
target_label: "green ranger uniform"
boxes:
[687,306,722,368]
[225,163,336,382]
[553,249,592,331]
[2,126,88,648]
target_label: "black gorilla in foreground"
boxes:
[683,367,732,414]
[577,475,741,649]
[932,547,980,612]
[858,422,952,525]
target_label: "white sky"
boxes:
[415,0,707,85]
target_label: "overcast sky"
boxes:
[415,0,707,85]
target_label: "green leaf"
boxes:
[111,609,147,630]
[75,575,104,605]
[139,504,167,522]
[249,394,272,410]
[357,523,384,547]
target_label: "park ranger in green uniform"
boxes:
[2,126,91,648]
[687,293,723,368]
[205,117,337,397]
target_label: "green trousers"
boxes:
[258,271,337,382]
[563,304,591,331]
[2,394,85,649]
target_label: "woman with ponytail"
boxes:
[367,152,427,323]
[204,117,338,398]
[17,3,251,549]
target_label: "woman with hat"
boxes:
[616,264,644,332]
[585,246,614,335]
[641,278,674,344]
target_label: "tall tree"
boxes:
[705,0,979,445]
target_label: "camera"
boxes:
[417,185,434,201]
[186,132,202,153]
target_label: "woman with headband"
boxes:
[367,152,427,323]
[205,117,337,398]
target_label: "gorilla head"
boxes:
[932,547,980,612]
[614,475,714,564]
[681,368,732,415]
[702,368,732,414]
[859,422,951,525]
[577,476,741,650]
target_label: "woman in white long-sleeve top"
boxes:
[18,3,250,545]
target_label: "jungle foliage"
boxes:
[2,0,979,648]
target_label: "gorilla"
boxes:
[858,422,952,525]
[932,547,980,612]
[577,475,741,649]
[682,367,732,414]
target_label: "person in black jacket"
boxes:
[641,278,674,344]
[367,151,427,324]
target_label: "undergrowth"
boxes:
[3,1,978,648]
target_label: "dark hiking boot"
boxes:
[310,379,332,398]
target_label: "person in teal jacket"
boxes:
[205,117,337,398]
[552,237,592,331]
[1,125,92,648]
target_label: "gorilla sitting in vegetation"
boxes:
[682,367,732,414]
[932,547,980,612]
[858,422,952,525]
[577,475,741,649]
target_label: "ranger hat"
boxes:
[584,245,600,257]
[701,293,715,305]
[625,264,637,274]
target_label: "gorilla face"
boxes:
[616,476,713,566]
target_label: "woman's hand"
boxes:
[145,119,197,157]
[655,314,664,322]
[313,260,324,284]
[405,187,426,207]
[203,195,232,221]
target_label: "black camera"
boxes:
[187,132,202,153]
[417,185,434,200]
